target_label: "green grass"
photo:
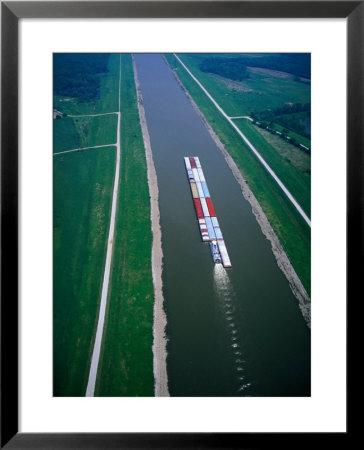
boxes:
[95,54,154,396]
[233,119,311,216]
[175,54,310,117]
[53,54,120,396]
[54,54,120,115]
[251,124,311,172]
[54,53,155,397]
[96,55,154,396]
[53,114,118,153]
[53,54,120,155]
[270,122,311,148]
[165,53,311,295]
[53,117,81,153]
[53,147,115,396]
[73,114,118,148]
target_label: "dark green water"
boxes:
[134,54,310,397]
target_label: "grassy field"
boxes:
[53,114,117,153]
[54,54,119,396]
[54,54,120,116]
[53,117,81,153]
[251,124,311,172]
[165,53,311,294]
[233,119,311,216]
[175,54,310,117]
[95,54,154,396]
[73,114,118,148]
[53,147,115,396]
[54,53,155,396]
[269,121,311,149]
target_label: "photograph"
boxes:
[53,52,311,398]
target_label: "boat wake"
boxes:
[213,264,252,395]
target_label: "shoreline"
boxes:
[164,55,311,328]
[132,56,170,395]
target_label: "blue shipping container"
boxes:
[214,227,223,240]
[201,181,210,198]
[211,217,219,227]
[204,216,216,240]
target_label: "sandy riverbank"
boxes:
[164,56,311,328]
[132,56,170,395]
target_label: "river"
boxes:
[134,53,310,397]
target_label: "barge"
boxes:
[184,156,232,268]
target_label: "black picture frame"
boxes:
[1,1,357,448]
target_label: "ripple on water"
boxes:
[213,264,253,394]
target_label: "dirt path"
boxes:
[230,116,253,121]
[165,55,311,328]
[85,56,122,396]
[68,112,117,118]
[53,143,116,156]
[132,55,169,396]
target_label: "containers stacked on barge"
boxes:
[184,156,232,268]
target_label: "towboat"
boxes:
[209,240,222,264]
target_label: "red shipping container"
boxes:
[206,198,216,217]
[189,157,197,168]
[193,198,204,219]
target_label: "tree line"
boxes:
[199,57,249,81]
[199,53,310,81]
[54,53,110,101]
[250,102,311,138]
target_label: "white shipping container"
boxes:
[199,223,209,240]
[184,157,191,170]
[217,239,227,254]
[200,197,210,217]
[217,240,231,267]
[192,168,200,183]
[194,157,201,168]
[198,219,208,234]
[196,181,205,198]
[197,168,205,182]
